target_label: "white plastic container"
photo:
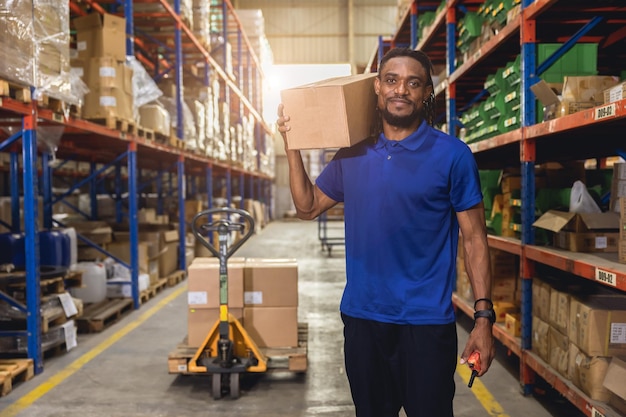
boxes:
[62,228,78,270]
[70,262,107,303]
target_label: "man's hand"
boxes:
[459,319,495,377]
[277,103,291,149]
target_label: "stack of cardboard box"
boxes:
[186,257,299,349]
[72,12,133,121]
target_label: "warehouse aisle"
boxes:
[0,220,584,417]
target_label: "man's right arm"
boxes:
[278,104,338,220]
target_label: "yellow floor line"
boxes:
[0,285,187,417]
[457,358,511,417]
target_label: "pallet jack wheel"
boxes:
[229,373,240,399]
[212,373,222,400]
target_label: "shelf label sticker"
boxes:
[594,103,616,121]
[595,268,616,287]
[611,323,626,344]
[591,408,605,417]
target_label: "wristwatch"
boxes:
[474,308,496,324]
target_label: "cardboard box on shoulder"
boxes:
[280,73,378,150]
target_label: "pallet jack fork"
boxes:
[188,208,267,399]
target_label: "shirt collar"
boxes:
[375,120,429,151]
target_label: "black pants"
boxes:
[342,313,457,417]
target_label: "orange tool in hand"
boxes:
[467,351,481,388]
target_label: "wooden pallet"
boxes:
[0,78,31,103]
[165,270,186,287]
[5,275,66,300]
[167,323,308,375]
[136,126,155,141]
[76,298,134,333]
[85,116,130,132]
[139,278,168,304]
[0,359,34,397]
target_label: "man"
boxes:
[277,47,495,417]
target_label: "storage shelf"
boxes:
[525,245,626,292]
[487,234,522,256]
[523,350,622,417]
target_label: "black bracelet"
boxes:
[473,298,493,310]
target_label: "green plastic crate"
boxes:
[483,92,506,120]
[502,55,521,89]
[537,43,598,79]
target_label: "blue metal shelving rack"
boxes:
[0,0,272,374]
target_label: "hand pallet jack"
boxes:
[188,207,267,399]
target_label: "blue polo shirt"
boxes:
[316,122,482,325]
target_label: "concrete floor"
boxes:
[0,219,586,417]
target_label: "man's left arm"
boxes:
[456,202,496,376]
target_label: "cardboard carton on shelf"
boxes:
[531,76,620,120]
[73,12,126,62]
[280,73,378,150]
[604,81,626,104]
[603,356,626,415]
[533,210,620,253]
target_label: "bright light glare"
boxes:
[263,63,352,124]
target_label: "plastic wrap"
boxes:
[138,102,171,136]
[32,0,75,104]
[158,96,197,141]
[192,0,209,45]
[0,0,35,85]
[127,56,163,120]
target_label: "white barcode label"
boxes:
[611,323,626,344]
[594,103,616,120]
[595,268,616,286]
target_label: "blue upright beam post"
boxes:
[90,161,98,220]
[41,153,53,230]
[178,155,186,271]
[22,114,42,374]
[157,170,164,215]
[520,0,537,396]
[127,142,140,309]
[115,163,124,223]
[174,0,184,141]
[124,0,134,56]
[446,6,457,135]
[10,152,20,233]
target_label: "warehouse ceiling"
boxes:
[232,0,399,72]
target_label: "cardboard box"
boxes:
[73,12,126,61]
[244,258,298,307]
[532,316,550,362]
[568,342,611,402]
[493,302,518,323]
[533,210,620,253]
[569,296,626,357]
[187,258,245,308]
[82,62,134,121]
[531,77,619,119]
[139,104,170,136]
[504,313,521,337]
[548,326,569,378]
[243,306,298,348]
[106,241,158,282]
[187,307,243,347]
[548,288,570,334]
[114,228,180,277]
[532,278,551,322]
[603,356,626,415]
[604,81,626,104]
[280,73,377,150]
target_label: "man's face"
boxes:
[375,56,433,128]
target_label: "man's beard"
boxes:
[380,102,423,128]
